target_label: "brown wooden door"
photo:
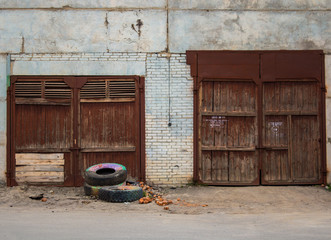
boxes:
[261,52,323,184]
[200,81,259,184]
[77,78,143,184]
[9,76,145,186]
[196,52,261,185]
[188,50,325,185]
[10,77,73,186]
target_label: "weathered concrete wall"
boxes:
[1,3,330,54]
[168,0,331,10]
[0,54,7,185]
[1,0,330,10]
[11,53,146,75]
[0,10,167,53]
[169,11,331,52]
[0,0,167,9]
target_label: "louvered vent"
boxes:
[80,80,135,99]
[80,81,106,99]
[109,81,135,98]
[45,81,71,99]
[15,81,42,98]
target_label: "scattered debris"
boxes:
[139,197,153,204]
[41,197,47,202]
[29,193,44,200]
[138,182,207,210]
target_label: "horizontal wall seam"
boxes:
[0,8,330,12]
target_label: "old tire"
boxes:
[84,163,127,186]
[84,182,126,196]
[84,182,102,196]
[98,186,143,203]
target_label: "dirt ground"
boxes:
[0,184,330,215]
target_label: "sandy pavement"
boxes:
[0,184,330,215]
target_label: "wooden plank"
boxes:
[16,159,65,166]
[201,146,255,151]
[201,82,213,112]
[15,98,70,105]
[291,116,320,181]
[201,116,214,147]
[16,172,64,177]
[212,151,228,182]
[15,149,70,153]
[80,98,135,103]
[16,176,64,183]
[264,111,318,116]
[16,153,64,160]
[80,147,136,152]
[214,116,227,147]
[16,165,64,172]
[202,112,256,116]
[201,151,212,181]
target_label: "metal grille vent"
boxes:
[109,81,135,98]
[15,81,42,98]
[80,81,106,99]
[45,81,71,99]
[80,80,135,99]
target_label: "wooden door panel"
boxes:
[264,115,288,147]
[214,82,257,113]
[80,102,136,149]
[263,79,321,184]
[264,82,319,114]
[263,150,290,182]
[200,80,258,184]
[15,104,71,151]
[227,117,256,148]
[200,151,229,182]
[228,151,258,183]
[291,116,320,181]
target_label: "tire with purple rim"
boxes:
[84,163,127,186]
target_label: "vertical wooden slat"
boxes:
[201,82,213,112]
[213,151,228,181]
[201,151,212,181]
[292,116,320,181]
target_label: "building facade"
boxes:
[0,0,330,186]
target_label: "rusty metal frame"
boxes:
[7,75,146,186]
[187,50,326,186]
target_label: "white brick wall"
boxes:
[10,52,194,187]
[145,53,193,187]
[11,52,147,62]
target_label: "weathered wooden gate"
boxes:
[187,51,326,185]
[7,76,145,186]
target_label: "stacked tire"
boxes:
[84,163,143,202]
